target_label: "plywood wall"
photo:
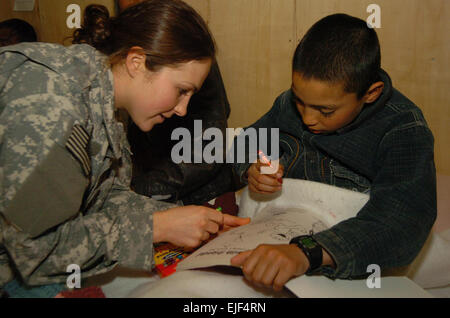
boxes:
[1,0,449,175]
[186,0,450,176]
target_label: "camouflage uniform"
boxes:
[0,43,177,287]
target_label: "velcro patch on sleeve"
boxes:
[65,124,91,176]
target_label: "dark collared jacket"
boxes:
[129,62,238,205]
[233,70,437,279]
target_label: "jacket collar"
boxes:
[87,51,124,160]
[99,65,124,160]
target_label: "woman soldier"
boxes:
[0,0,249,292]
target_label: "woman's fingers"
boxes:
[205,219,220,234]
[201,231,210,241]
[206,208,224,226]
[223,214,251,227]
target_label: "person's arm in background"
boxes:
[130,62,236,204]
[119,0,237,205]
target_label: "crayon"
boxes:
[258,150,282,184]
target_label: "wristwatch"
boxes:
[290,235,323,274]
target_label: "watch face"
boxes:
[300,237,317,249]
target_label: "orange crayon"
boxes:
[258,150,282,183]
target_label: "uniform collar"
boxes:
[97,59,125,159]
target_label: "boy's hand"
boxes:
[230,244,309,292]
[247,160,284,194]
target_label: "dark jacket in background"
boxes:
[129,62,239,205]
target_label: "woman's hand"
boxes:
[230,244,309,292]
[247,160,284,194]
[218,213,251,234]
[153,205,250,248]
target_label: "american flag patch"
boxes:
[65,124,91,176]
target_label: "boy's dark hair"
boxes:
[293,14,381,99]
[0,19,37,46]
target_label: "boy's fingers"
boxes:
[249,184,276,195]
[252,161,284,176]
[253,163,283,183]
[248,183,281,195]
[230,250,252,267]
[247,164,261,179]
[257,160,273,174]
[276,164,285,179]
[254,160,265,170]
[248,176,282,193]
[273,269,292,291]
[258,173,281,186]
[251,171,282,186]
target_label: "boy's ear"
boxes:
[124,46,147,78]
[363,81,384,104]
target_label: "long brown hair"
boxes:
[73,0,216,70]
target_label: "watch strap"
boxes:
[290,235,323,274]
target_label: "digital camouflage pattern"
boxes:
[0,43,177,287]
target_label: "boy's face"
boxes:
[291,72,368,134]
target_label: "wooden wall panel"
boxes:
[379,0,450,176]
[38,0,115,45]
[293,0,450,174]
[1,0,449,174]
[208,0,296,129]
[187,0,449,175]
[184,0,210,22]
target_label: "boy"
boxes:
[230,14,436,292]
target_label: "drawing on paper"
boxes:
[177,205,330,271]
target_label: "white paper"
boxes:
[13,0,35,11]
[175,179,430,298]
[177,206,329,271]
[178,179,369,271]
